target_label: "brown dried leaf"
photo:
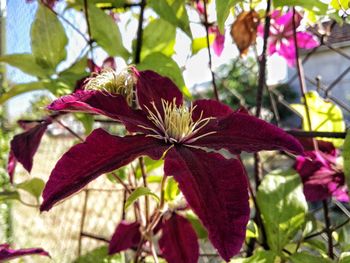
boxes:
[230,11,260,56]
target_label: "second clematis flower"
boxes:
[294,140,349,202]
[40,68,302,261]
[258,10,319,67]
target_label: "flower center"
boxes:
[84,68,135,106]
[141,99,216,144]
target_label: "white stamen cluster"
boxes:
[84,68,135,106]
[140,98,216,144]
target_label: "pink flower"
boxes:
[209,26,225,57]
[258,10,319,67]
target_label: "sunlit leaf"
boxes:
[0,81,48,104]
[88,4,129,59]
[141,18,176,59]
[186,211,208,239]
[273,0,328,14]
[125,187,159,209]
[164,176,180,201]
[73,246,124,263]
[343,130,350,190]
[233,250,278,263]
[148,0,192,38]
[17,178,45,201]
[31,3,68,71]
[339,252,350,263]
[290,252,332,263]
[257,169,308,253]
[191,35,215,55]
[216,0,240,34]
[291,91,345,147]
[0,54,50,78]
[75,113,94,135]
[137,52,191,98]
[331,0,350,10]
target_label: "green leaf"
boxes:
[148,0,192,38]
[125,187,159,209]
[88,4,129,59]
[233,250,278,263]
[331,0,350,10]
[31,3,68,71]
[0,81,48,104]
[0,54,50,78]
[291,91,345,147]
[0,191,20,202]
[141,18,176,59]
[164,176,180,201]
[137,52,191,98]
[273,0,328,15]
[73,246,124,263]
[186,211,208,239]
[191,35,215,55]
[216,0,239,34]
[343,130,350,190]
[339,252,350,263]
[257,169,308,253]
[289,252,332,263]
[16,178,45,201]
[75,113,94,135]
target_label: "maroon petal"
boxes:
[10,120,50,173]
[297,138,336,155]
[192,99,233,121]
[164,147,250,261]
[7,151,17,184]
[134,69,183,112]
[109,221,141,254]
[102,57,117,70]
[0,244,50,260]
[159,213,199,263]
[191,112,303,155]
[47,90,125,120]
[40,129,167,211]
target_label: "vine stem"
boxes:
[292,8,317,150]
[203,0,219,101]
[54,119,84,142]
[83,0,94,57]
[322,200,334,259]
[134,0,146,64]
[139,157,150,225]
[238,156,269,253]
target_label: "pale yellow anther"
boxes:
[139,98,216,144]
[84,68,135,106]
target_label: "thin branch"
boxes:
[139,157,150,225]
[134,0,146,64]
[286,130,347,139]
[323,200,334,259]
[255,0,271,118]
[81,232,109,243]
[203,0,219,101]
[54,119,84,141]
[83,0,94,57]
[292,8,317,150]
[78,190,89,256]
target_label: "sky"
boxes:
[4,0,287,120]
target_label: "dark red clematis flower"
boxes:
[108,213,199,263]
[294,140,349,202]
[0,244,50,261]
[41,69,302,261]
[26,0,60,8]
[8,117,53,180]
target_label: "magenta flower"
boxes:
[294,140,349,202]
[0,244,50,261]
[258,10,318,67]
[41,69,302,261]
[209,26,225,57]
